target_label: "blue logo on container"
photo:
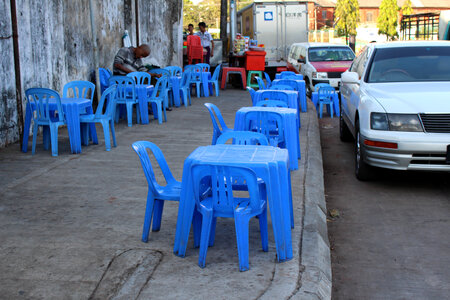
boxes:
[264,11,273,21]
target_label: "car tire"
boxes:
[339,99,353,142]
[355,119,372,181]
[305,77,312,98]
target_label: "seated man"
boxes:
[113,44,161,78]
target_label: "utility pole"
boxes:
[220,0,228,59]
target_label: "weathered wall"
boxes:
[0,0,183,148]
[0,0,18,147]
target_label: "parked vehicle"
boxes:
[287,42,355,96]
[237,0,309,72]
[339,41,450,180]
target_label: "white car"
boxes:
[339,41,450,180]
[287,42,355,95]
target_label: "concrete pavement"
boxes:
[0,89,331,299]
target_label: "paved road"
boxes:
[319,117,450,300]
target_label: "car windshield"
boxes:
[367,46,450,83]
[308,47,355,62]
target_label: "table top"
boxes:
[255,90,298,96]
[237,106,297,115]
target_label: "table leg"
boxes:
[333,93,340,117]
[171,77,181,107]
[65,103,82,154]
[277,162,293,259]
[201,73,210,97]
[299,81,307,113]
[22,103,32,153]
[138,87,149,124]
[86,105,98,144]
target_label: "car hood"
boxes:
[365,82,450,113]
[310,61,352,73]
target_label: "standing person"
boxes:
[187,24,195,36]
[195,22,214,64]
[113,44,161,78]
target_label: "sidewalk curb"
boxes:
[294,109,332,299]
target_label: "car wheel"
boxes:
[355,120,372,181]
[305,77,312,98]
[339,99,353,142]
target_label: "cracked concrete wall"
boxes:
[0,0,183,148]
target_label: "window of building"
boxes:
[366,12,373,22]
[322,10,327,19]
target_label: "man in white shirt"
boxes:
[195,22,214,64]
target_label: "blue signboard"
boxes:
[264,11,273,21]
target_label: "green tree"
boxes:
[183,0,221,33]
[334,0,360,44]
[377,0,399,40]
[401,0,413,16]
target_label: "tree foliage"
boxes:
[401,0,413,16]
[334,0,360,41]
[377,0,400,40]
[183,0,221,31]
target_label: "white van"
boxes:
[287,42,355,95]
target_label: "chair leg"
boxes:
[135,103,141,124]
[319,103,323,119]
[126,102,133,127]
[152,199,165,231]
[142,191,155,243]
[192,208,202,248]
[259,206,269,252]
[198,208,213,268]
[329,103,334,118]
[157,102,163,124]
[81,123,90,146]
[196,83,201,98]
[208,217,217,247]
[163,105,167,122]
[234,211,251,271]
[32,123,39,155]
[110,120,117,147]
[100,120,111,151]
[49,124,59,157]
[43,126,50,150]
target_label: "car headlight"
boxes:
[388,114,423,132]
[370,113,423,132]
[312,72,327,79]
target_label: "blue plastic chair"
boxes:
[314,83,330,94]
[165,66,182,77]
[63,80,95,103]
[256,90,290,106]
[255,76,266,90]
[79,85,117,151]
[196,63,210,72]
[191,164,268,271]
[204,103,232,145]
[99,68,112,93]
[280,71,296,78]
[270,84,294,91]
[150,68,171,78]
[317,85,335,119]
[264,72,272,88]
[216,131,269,145]
[244,111,285,147]
[180,71,192,107]
[246,87,256,104]
[208,64,221,97]
[184,65,202,97]
[255,100,288,108]
[148,76,168,124]
[109,75,140,127]
[132,141,182,243]
[127,72,151,85]
[25,88,66,156]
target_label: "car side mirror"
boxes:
[341,71,360,84]
[297,58,305,63]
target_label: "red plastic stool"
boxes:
[221,67,247,90]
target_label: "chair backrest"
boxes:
[127,72,151,85]
[314,83,331,92]
[184,64,202,73]
[204,103,230,142]
[255,100,288,108]
[258,90,290,104]
[191,164,262,212]
[25,88,65,123]
[151,68,171,78]
[181,71,192,88]
[264,72,272,87]
[165,66,183,77]
[148,76,167,98]
[63,80,95,102]
[187,35,202,47]
[109,75,135,101]
[269,84,294,91]
[196,63,210,72]
[280,71,296,78]
[99,68,112,92]
[216,131,269,145]
[317,85,335,102]
[274,79,297,90]
[246,87,256,103]
[284,75,303,80]
[255,76,266,90]
[211,64,222,81]
[95,85,117,118]
[132,141,177,196]
[243,111,284,146]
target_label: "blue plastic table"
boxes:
[135,84,154,124]
[271,79,307,113]
[22,98,97,154]
[170,76,182,107]
[311,91,340,117]
[275,73,303,80]
[234,107,301,170]
[173,144,293,262]
[252,90,301,128]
